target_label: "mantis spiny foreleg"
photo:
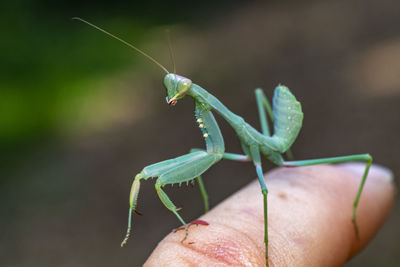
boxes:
[121,151,217,246]
[121,101,225,245]
[120,172,144,247]
[155,152,221,240]
[191,148,249,162]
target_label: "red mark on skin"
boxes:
[172,219,209,233]
[278,192,288,200]
[204,239,244,265]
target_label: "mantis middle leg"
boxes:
[249,144,270,266]
[255,88,273,136]
[190,149,251,212]
[189,148,210,213]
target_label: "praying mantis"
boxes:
[73,18,372,266]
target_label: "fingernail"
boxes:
[338,162,394,183]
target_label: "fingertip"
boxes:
[338,162,394,185]
[336,163,395,256]
[144,164,395,266]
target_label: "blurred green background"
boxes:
[1,0,399,266]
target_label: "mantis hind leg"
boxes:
[283,153,373,239]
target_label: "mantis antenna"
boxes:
[72,17,169,74]
[165,29,179,96]
[166,29,176,74]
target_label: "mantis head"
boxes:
[71,18,192,106]
[164,74,192,106]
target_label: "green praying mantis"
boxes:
[73,18,372,266]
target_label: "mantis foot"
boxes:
[172,219,209,235]
[134,209,143,216]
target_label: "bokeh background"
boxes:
[1,0,399,266]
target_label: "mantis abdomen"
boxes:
[270,85,303,153]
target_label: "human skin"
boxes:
[144,163,395,267]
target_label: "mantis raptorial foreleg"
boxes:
[155,180,189,237]
[223,152,251,161]
[283,153,372,239]
[156,152,221,239]
[120,172,144,247]
[191,148,250,162]
[121,151,219,246]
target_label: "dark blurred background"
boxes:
[1,0,399,266]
